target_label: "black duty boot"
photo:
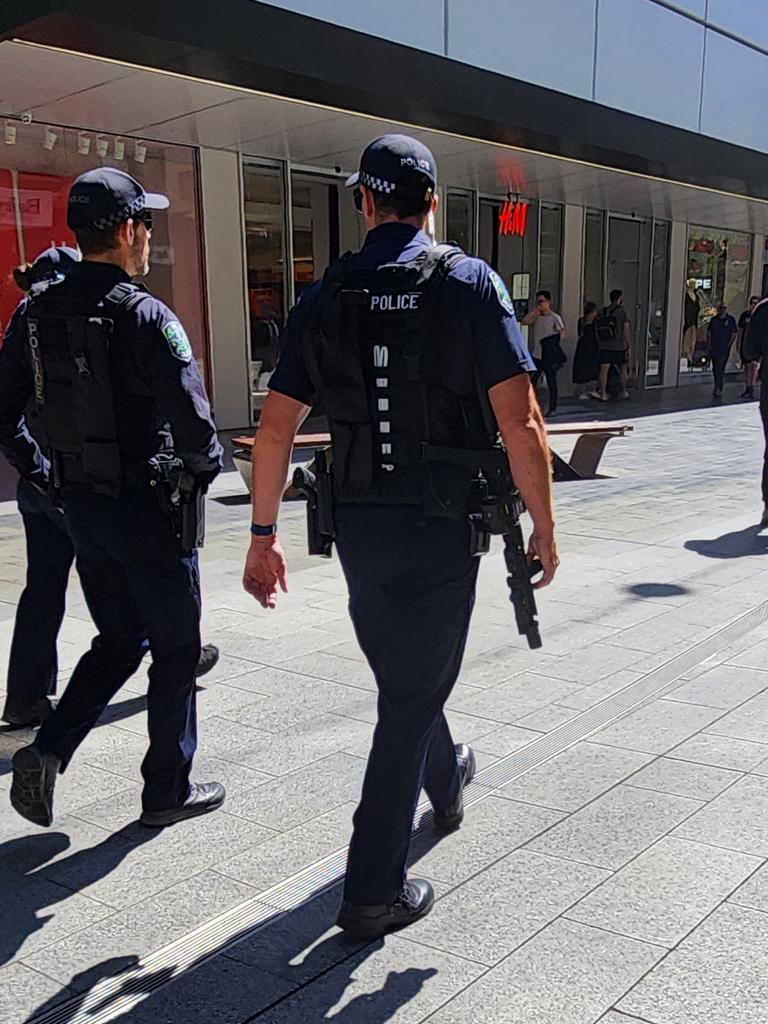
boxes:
[337,879,435,939]
[140,781,226,827]
[434,744,477,834]
[2,696,56,729]
[10,743,61,827]
[194,644,220,678]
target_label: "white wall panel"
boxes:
[447,0,597,99]
[701,29,768,153]
[256,0,445,53]
[595,0,704,130]
[708,0,768,52]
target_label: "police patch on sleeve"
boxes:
[163,321,192,363]
[489,271,516,316]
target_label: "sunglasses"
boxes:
[353,187,363,213]
[132,210,153,232]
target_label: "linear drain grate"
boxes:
[31,599,768,1024]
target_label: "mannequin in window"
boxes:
[683,278,700,364]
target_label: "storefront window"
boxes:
[538,202,563,310]
[646,220,670,387]
[291,172,363,303]
[583,208,605,308]
[0,121,208,381]
[243,163,286,397]
[478,197,538,320]
[680,225,752,381]
[445,189,475,253]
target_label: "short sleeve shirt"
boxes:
[529,311,564,356]
[600,304,629,352]
[708,314,737,351]
[268,223,535,406]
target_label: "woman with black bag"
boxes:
[573,301,600,400]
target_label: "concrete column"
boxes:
[199,148,252,430]
[750,233,765,299]
[663,221,688,388]
[560,203,584,395]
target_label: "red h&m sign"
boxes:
[498,200,528,237]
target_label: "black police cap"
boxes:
[346,134,438,200]
[67,167,169,231]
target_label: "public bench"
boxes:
[231,421,632,492]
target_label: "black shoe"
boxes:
[10,743,61,827]
[434,743,477,834]
[1,696,56,729]
[194,644,220,679]
[140,781,226,827]
[337,879,435,939]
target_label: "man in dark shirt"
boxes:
[738,295,761,399]
[0,168,225,829]
[707,303,738,399]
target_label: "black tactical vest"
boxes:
[24,281,147,497]
[303,244,498,516]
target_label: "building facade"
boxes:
[2,0,768,427]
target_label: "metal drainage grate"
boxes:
[31,599,768,1024]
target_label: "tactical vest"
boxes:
[24,281,147,497]
[302,244,498,516]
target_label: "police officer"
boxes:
[242,135,558,937]
[1,246,221,729]
[743,296,768,521]
[0,168,225,828]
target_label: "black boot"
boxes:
[434,744,477,834]
[2,696,56,729]
[194,644,220,678]
[337,879,435,939]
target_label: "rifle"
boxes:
[291,447,335,557]
[149,454,206,550]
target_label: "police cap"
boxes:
[67,167,169,231]
[345,134,437,200]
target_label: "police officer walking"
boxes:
[242,135,558,937]
[0,168,225,828]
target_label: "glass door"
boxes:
[645,220,670,387]
[291,171,364,302]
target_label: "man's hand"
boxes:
[243,536,287,609]
[528,529,559,589]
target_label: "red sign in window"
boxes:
[498,200,528,238]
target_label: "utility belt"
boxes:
[292,444,542,649]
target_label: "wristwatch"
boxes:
[250,523,277,537]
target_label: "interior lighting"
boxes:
[43,126,58,151]
[114,138,125,161]
[4,122,16,145]
[134,141,147,164]
[95,135,109,158]
[77,132,91,155]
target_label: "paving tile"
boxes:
[567,836,760,947]
[223,753,366,832]
[44,811,273,910]
[557,670,643,711]
[473,723,542,757]
[608,613,711,654]
[0,962,72,1022]
[534,644,645,685]
[217,802,355,890]
[668,732,768,772]
[448,673,582,725]
[515,704,582,731]
[729,861,768,913]
[527,785,703,869]
[495,742,654,812]
[729,637,768,670]
[427,918,664,1024]
[626,756,741,801]
[707,690,768,743]
[25,870,260,988]
[666,664,768,710]
[674,775,768,856]
[589,699,723,755]
[254,934,485,1024]
[75,726,148,782]
[409,849,608,965]
[275,650,377,690]
[459,645,560,689]
[619,903,768,1024]
[411,796,563,886]
[121,954,295,1023]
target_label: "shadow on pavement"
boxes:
[626,582,691,599]
[685,524,768,560]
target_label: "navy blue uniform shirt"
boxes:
[270,223,535,405]
[0,261,222,485]
[708,313,737,353]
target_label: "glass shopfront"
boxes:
[445,189,476,254]
[680,225,752,382]
[0,121,208,382]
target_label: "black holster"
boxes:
[292,447,335,557]
[149,455,206,550]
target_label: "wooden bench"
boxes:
[231,421,632,491]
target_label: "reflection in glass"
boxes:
[646,220,670,387]
[583,208,605,308]
[478,197,538,320]
[291,173,364,303]
[538,202,564,309]
[445,190,475,253]
[243,163,286,397]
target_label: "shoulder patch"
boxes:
[162,321,192,363]
[489,270,515,315]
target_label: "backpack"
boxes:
[595,308,619,344]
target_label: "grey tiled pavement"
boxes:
[3,388,768,1021]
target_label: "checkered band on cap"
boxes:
[91,194,146,230]
[360,171,397,194]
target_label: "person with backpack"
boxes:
[595,289,631,402]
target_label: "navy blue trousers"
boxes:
[36,489,201,812]
[335,504,479,905]
[6,480,74,707]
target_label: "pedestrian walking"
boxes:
[743,297,768,522]
[738,295,761,399]
[596,289,632,401]
[1,246,220,730]
[242,134,558,938]
[572,301,600,400]
[0,168,225,828]
[707,302,738,399]
[522,290,567,417]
